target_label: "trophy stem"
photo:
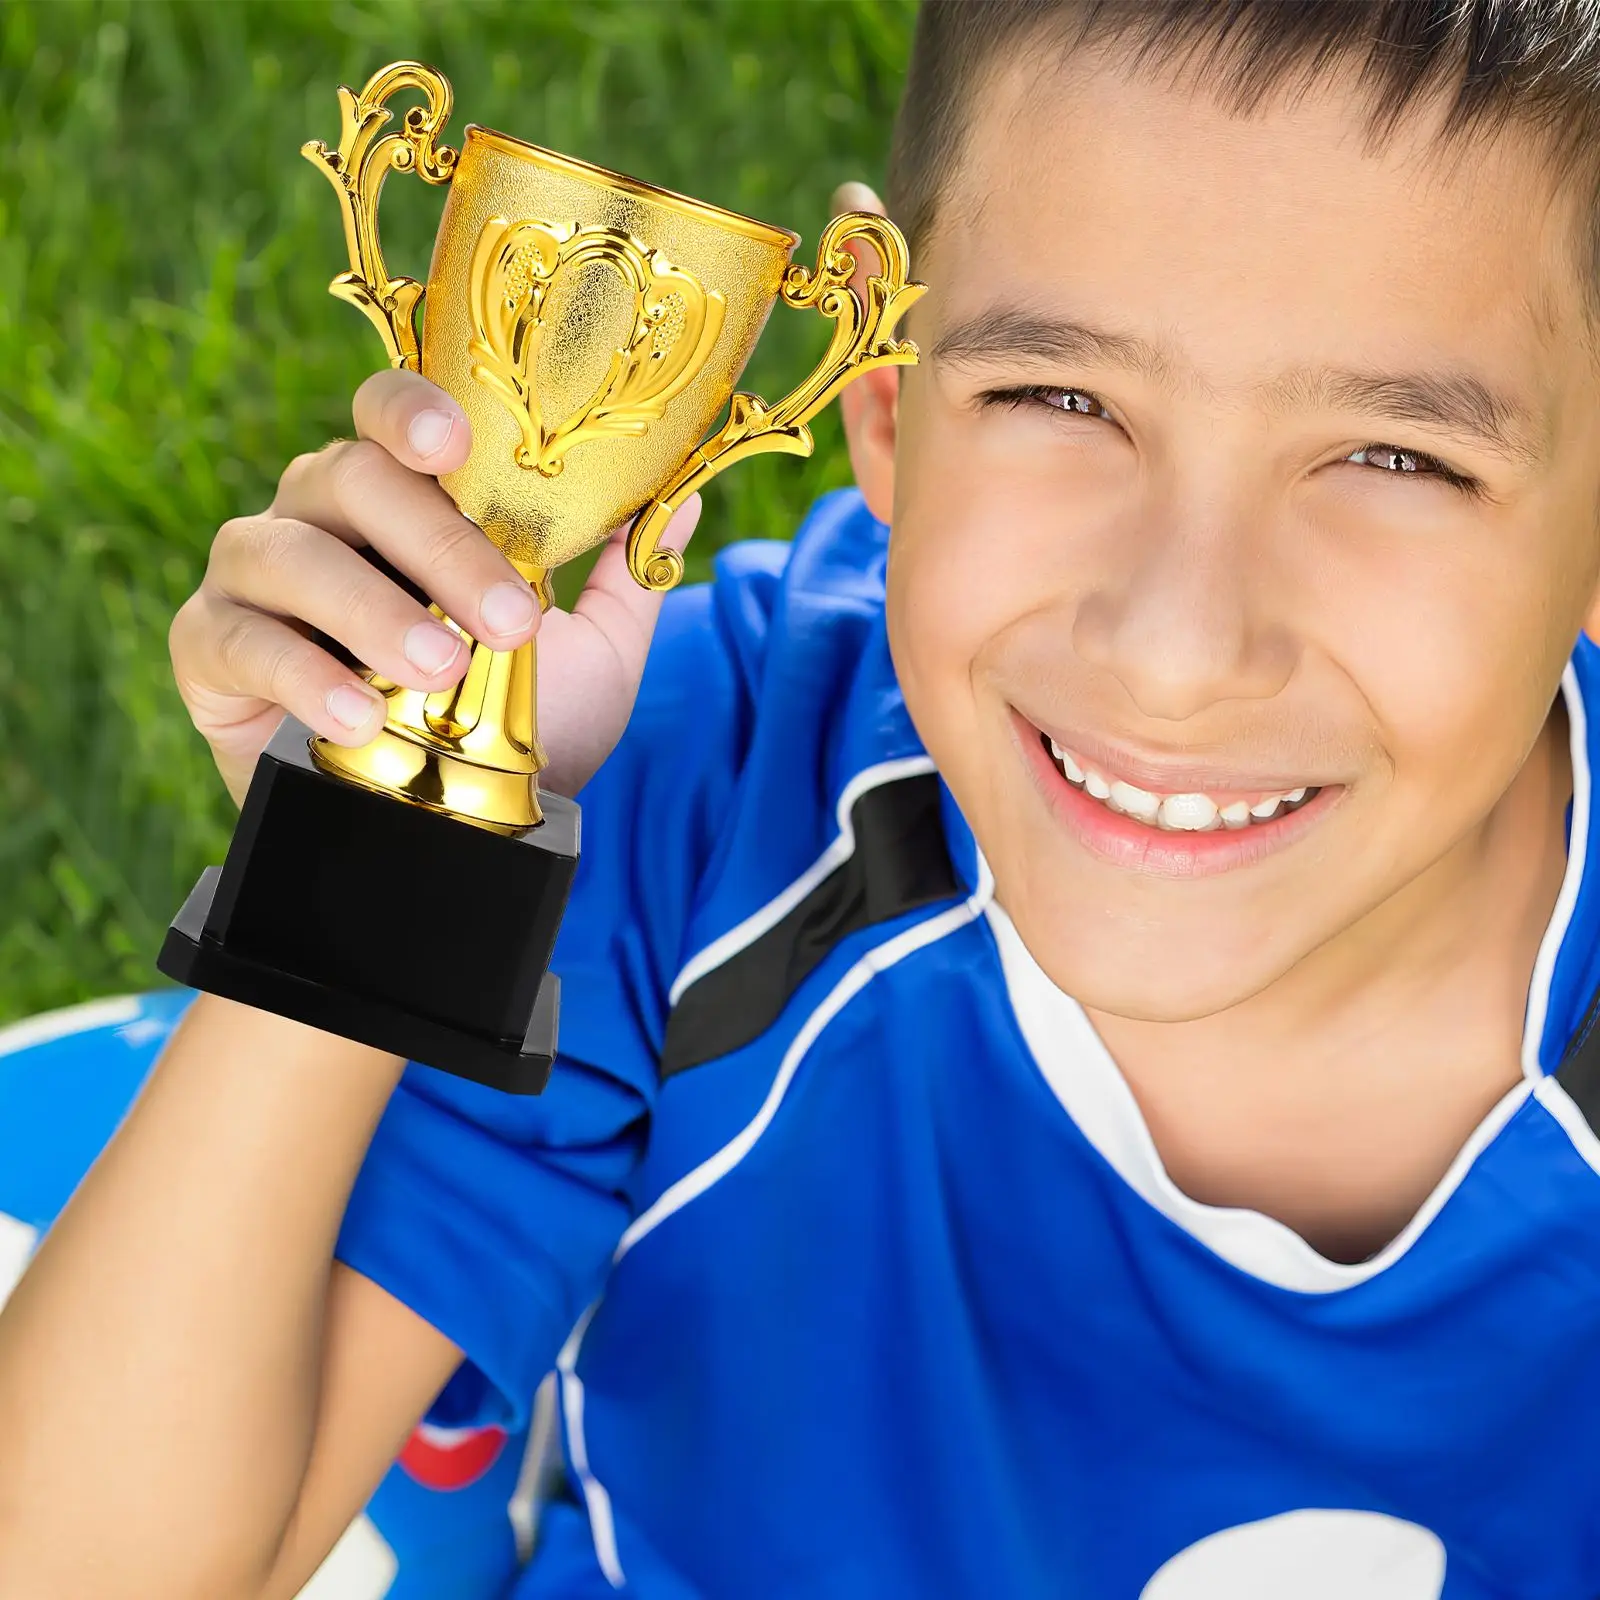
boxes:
[308,563,552,834]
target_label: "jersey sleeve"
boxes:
[333,540,791,1432]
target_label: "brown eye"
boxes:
[979,385,1113,419]
[1348,443,1434,475]
[1344,442,1476,494]
[1043,389,1109,417]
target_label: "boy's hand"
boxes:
[170,367,702,807]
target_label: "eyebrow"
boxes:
[931,306,1547,470]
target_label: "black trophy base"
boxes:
[162,868,561,1093]
[158,716,580,1095]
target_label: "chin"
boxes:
[998,876,1303,1021]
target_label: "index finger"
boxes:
[351,367,474,478]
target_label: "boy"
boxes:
[4,0,1600,1594]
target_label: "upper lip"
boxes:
[1017,710,1331,796]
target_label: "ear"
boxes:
[831,181,900,527]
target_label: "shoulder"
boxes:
[636,485,916,887]
[637,486,891,717]
[553,488,909,1066]
[585,486,900,864]
[647,492,947,1070]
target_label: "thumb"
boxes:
[568,493,705,663]
[531,495,705,797]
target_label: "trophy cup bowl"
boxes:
[158,60,925,1092]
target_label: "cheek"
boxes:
[1320,511,1581,821]
[886,386,1149,720]
[886,397,1040,745]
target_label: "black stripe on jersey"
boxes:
[1556,981,1600,1127]
[660,773,960,1079]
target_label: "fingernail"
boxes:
[407,408,456,459]
[327,684,381,731]
[403,620,462,675]
[479,580,536,637]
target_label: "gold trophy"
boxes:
[158,60,925,1091]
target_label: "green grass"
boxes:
[0,0,916,1022]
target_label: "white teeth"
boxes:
[1043,734,1317,832]
[1159,792,1219,832]
[1109,780,1161,824]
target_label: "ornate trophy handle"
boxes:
[301,61,458,371]
[625,211,927,592]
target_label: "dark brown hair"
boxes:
[888,0,1600,309]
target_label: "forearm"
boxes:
[0,992,407,1598]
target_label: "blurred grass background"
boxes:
[0,0,916,1022]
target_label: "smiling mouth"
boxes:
[1038,730,1323,832]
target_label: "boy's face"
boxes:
[861,48,1600,1022]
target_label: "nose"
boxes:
[1072,508,1295,722]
